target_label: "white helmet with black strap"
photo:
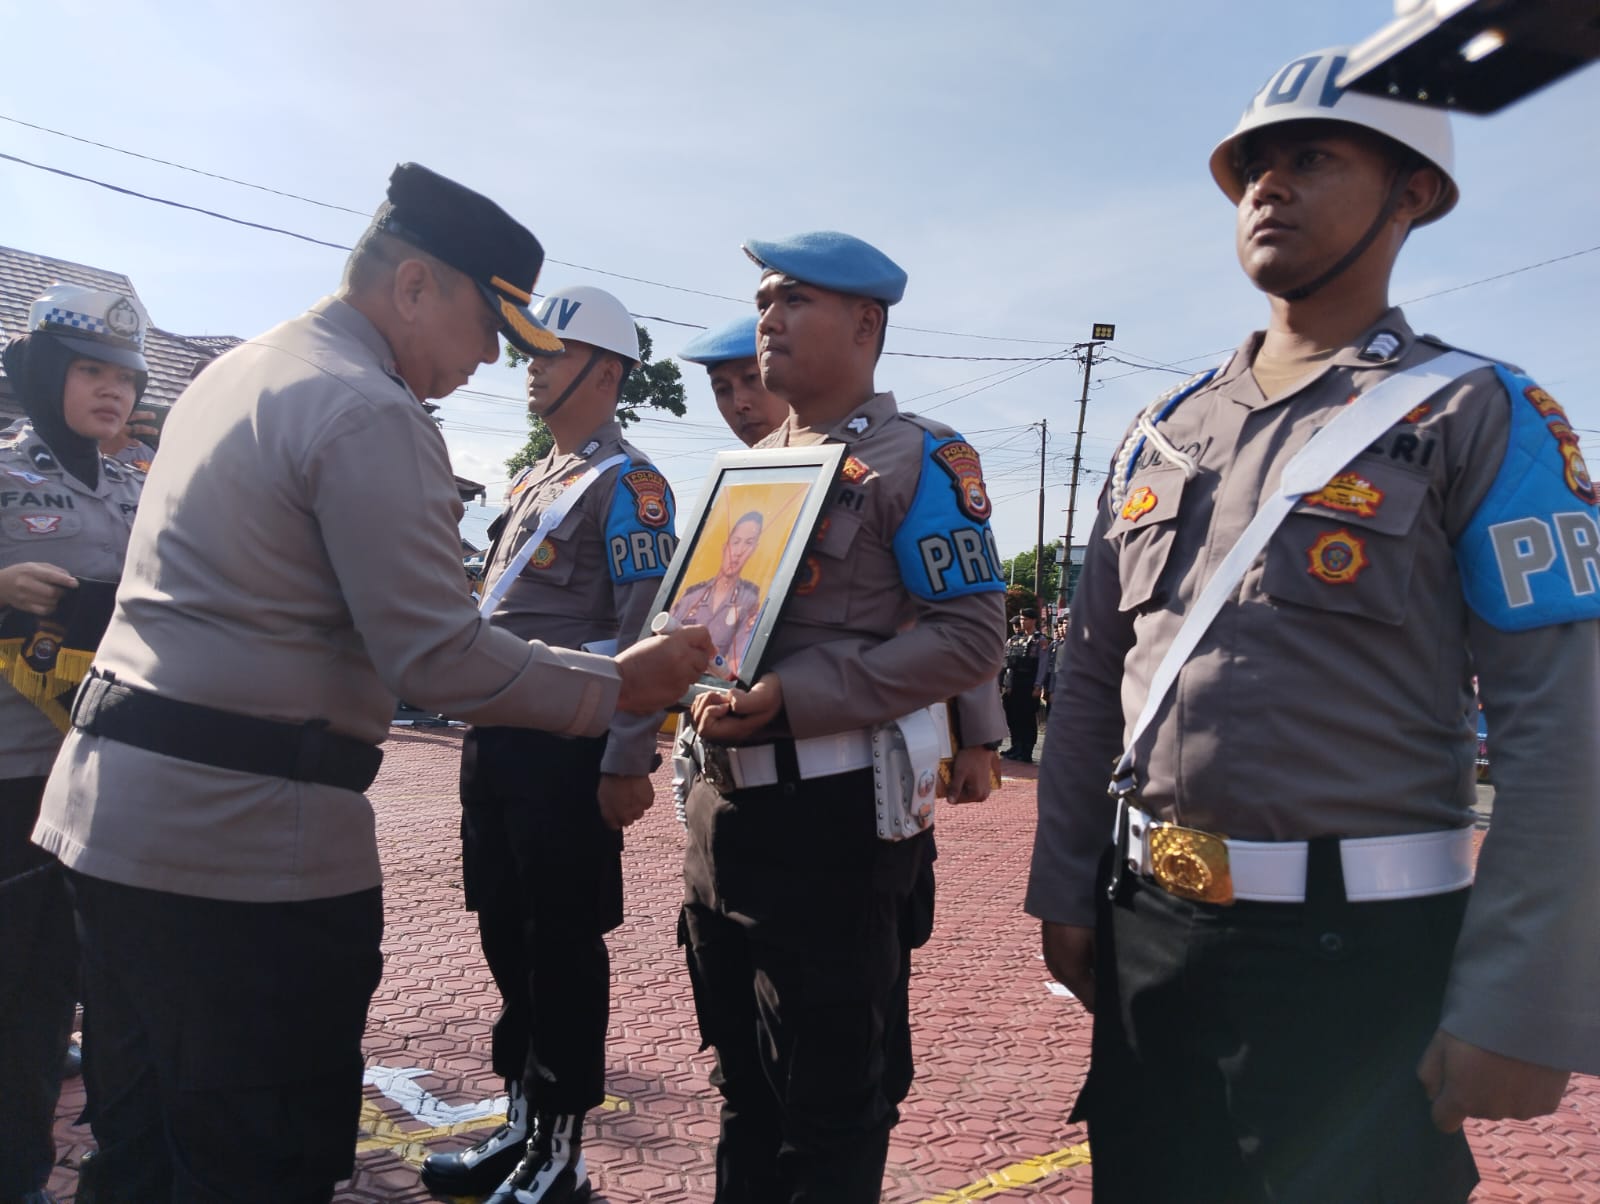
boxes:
[528,285,640,418]
[1211,47,1459,299]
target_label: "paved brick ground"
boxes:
[48,727,1600,1202]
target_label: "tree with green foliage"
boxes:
[502,324,685,476]
[1000,545,1061,603]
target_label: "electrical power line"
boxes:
[0,112,1068,346]
[7,114,1595,384]
[0,150,355,251]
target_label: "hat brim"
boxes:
[53,334,148,373]
[478,283,563,357]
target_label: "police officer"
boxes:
[680,231,1006,1203]
[0,285,147,1204]
[677,307,1008,1121]
[679,315,791,447]
[32,164,711,1202]
[421,285,677,1204]
[999,606,1048,761]
[1028,49,1600,1203]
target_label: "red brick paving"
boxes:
[48,729,1600,1202]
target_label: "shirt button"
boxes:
[1318,932,1345,957]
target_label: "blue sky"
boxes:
[3,1,1595,558]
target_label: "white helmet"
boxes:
[530,285,640,365]
[28,282,151,371]
[1210,47,1458,225]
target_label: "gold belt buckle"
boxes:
[1148,823,1235,905]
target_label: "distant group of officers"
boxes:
[1,38,1597,1204]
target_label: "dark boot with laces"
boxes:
[419,1079,530,1196]
[484,1112,590,1204]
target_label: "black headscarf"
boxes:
[2,331,146,490]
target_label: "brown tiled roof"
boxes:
[0,243,241,421]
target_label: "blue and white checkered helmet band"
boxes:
[27,283,149,357]
[38,306,112,336]
[26,282,150,371]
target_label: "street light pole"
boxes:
[1033,418,1047,603]
[1061,323,1114,606]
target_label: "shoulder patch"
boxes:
[1456,366,1600,631]
[841,455,871,484]
[892,430,1004,601]
[931,440,992,521]
[622,467,671,529]
[605,460,677,585]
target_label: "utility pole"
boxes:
[1033,418,1047,602]
[1061,323,1115,607]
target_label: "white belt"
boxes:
[1126,806,1475,903]
[691,728,875,792]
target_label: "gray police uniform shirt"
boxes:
[34,296,621,903]
[483,421,675,776]
[1026,312,1600,1074]
[669,575,761,673]
[745,392,1007,742]
[0,424,142,779]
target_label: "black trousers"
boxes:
[680,769,927,1204]
[1075,842,1480,1204]
[0,776,77,1197]
[66,872,382,1204]
[459,726,622,1116]
[1001,689,1039,757]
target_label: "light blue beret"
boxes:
[741,230,907,305]
[679,315,759,366]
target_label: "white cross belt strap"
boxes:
[1125,807,1475,902]
[478,454,627,616]
[1112,350,1487,793]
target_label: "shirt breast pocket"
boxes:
[2,510,84,543]
[1106,466,1187,614]
[784,507,862,625]
[1262,462,1430,625]
[513,517,579,588]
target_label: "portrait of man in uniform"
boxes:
[649,444,843,691]
[668,510,765,675]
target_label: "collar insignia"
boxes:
[578,439,601,458]
[845,416,870,435]
[1359,330,1403,362]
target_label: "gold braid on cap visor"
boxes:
[496,292,563,354]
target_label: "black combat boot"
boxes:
[419,1079,529,1196]
[484,1112,590,1203]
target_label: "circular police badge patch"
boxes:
[525,540,557,571]
[106,297,141,338]
[793,555,821,596]
[1306,529,1368,585]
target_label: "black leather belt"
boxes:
[71,670,383,793]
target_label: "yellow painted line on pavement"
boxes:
[916,1142,1092,1203]
[354,1094,632,1166]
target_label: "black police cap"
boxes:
[371,163,562,356]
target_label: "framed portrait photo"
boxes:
[644,443,845,696]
